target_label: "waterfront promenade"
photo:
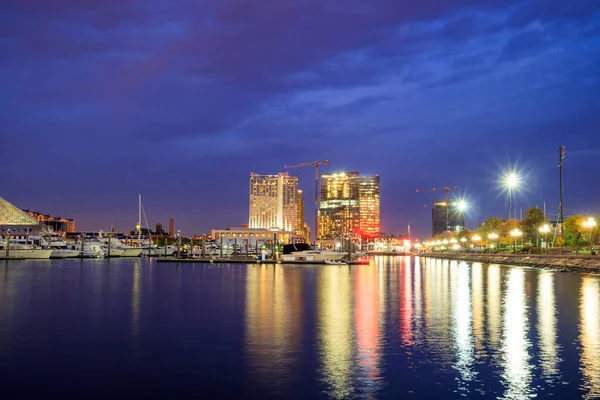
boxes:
[423,252,600,274]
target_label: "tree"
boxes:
[563,214,584,251]
[522,207,548,246]
[499,219,522,247]
[476,217,503,237]
[555,235,566,254]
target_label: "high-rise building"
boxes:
[295,189,310,242]
[156,223,164,235]
[357,175,380,235]
[432,200,465,236]
[249,172,298,232]
[318,172,380,240]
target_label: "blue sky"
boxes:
[1,0,599,238]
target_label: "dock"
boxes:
[155,257,371,265]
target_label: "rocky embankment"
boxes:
[423,253,600,274]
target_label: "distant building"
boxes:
[156,223,164,235]
[0,197,40,237]
[432,200,465,236]
[169,218,174,237]
[249,172,298,232]
[318,172,380,240]
[211,227,293,246]
[295,190,310,242]
[22,209,75,232]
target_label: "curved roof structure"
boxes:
[0,197,39,226]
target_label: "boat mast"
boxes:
[137,194,142,246]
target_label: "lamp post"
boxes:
[504,173,520,219]
[582,218,597,254]
[539,224,550,255]
[442,239,449,252]
[460,237,467,252]
[488,233,498,253]
[511,229,522,254]
[472,235,481,253]
[450,238,457,253]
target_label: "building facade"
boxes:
[318,172,361,240]
[0,197,40,236]
[294,190,311,242]
[249,172,298,232]
[317,172,380,240]
[432,200,465,236]
[357,175,380,235]
[23,210,75,232]
[211,227,293,245]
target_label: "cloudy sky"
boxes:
[1,0,599,238]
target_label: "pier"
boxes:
[156,257,371,265]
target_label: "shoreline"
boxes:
[421,253,600,274]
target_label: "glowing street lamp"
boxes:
[503,172,521,219]
[450,238,457,244]
[460,237,467,252]
[582,218,597,253]
[472,235,481,253]
[510,229,522,253]
[539,224,551,254]
[488,232,498,253]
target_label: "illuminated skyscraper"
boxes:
[295,190,311,242]
[249,172,298,232]
[357,175,380,235]
[318,172,380,240]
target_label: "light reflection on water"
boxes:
[0,257,599,398]
[580,276,600,399]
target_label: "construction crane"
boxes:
[284,160,329,243]
[416,186,458,232]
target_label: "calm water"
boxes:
[0,257,599,399]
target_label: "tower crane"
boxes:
[416,186,458,232]
[284,160,329,243]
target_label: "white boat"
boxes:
[0,241,53,259]
[141,245,176,257]
[38,235,80,259]
[98,237,142,257]
[68,241,105,258]
[282,243,346,262]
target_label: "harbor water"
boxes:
[0,257,598,399]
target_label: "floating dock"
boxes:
[155,257,370,265]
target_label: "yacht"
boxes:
[68,241,105,258]
[98,237,142,257]
[141,244,176,257]
[41,235,80,259]
[281,243,346,262]
[0,241,53,259]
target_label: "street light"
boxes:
[460,237,467,252]
[472,235,481,253]
[582,217,597,253]
[488,233,498,253]
[539,224,551,254]
[510,229,522,253]
[503,172,521,219]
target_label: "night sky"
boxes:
[2,1,599,239]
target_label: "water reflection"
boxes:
[486,265,501,352]
[501,268,533,399]
[537,271,561,383]
[245,266,303,393]
[453,262,475,395]
[318,266,353,399]
[355,264,383,395]
[579,276,600,399]
[400,257,414,347]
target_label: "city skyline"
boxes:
[2,1,599,239]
